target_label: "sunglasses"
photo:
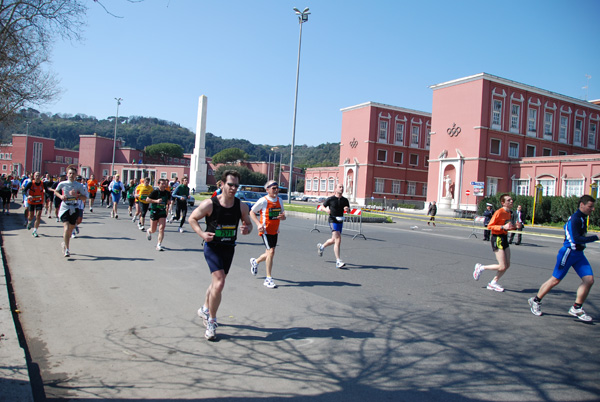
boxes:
[226,182,240,188]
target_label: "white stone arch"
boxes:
[343,159,359,203]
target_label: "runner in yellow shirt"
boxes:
[134,177,154,232]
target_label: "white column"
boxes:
[189,95,208,192]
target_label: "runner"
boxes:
[43,173,54,218]
[23,172,45,237]
[134,177,153,231]
[249,180,286,288]
[1,175,12,215]
[101,176,111,207]
[189,170,253,341]
[172,176,190,233]
[21,172,32,226]
[472,193,520,292]
[51,174,66,222]
[126,179,137,217]
[108,174,123,219]
[55,166,88,257]
[528,195,599,321]
[146,178,172,251]
[72,176,86,238]
[11,175,20,201]
[87,174,99,212]
[316,184,350,268]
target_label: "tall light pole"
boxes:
[111,97,122,176]
[289,7,310,202]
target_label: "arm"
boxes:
[239,201,253,235]
[188,199,214,242]
[567,218,600,245]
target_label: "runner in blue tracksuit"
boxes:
[528,194,598,321]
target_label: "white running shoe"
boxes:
[197,307,209,327]
[179,227,184,233]
[336,260,346,268]
[156,244,164,251]
[205,320,218,341]
[569,306,592,322]
[317,243,323,257]
[250,258,258,275]
[486,282,504,292]
[528,297,542,316]
[473,263,483,281]
[263,277,277,288]
[132,216,136,222]
[147,231,152,241]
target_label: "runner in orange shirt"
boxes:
[472,193,520,292]
[87,175,99,212]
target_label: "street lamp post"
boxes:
[111,97,122,177]
[289,7,310,202]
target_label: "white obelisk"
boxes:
[189,95,208,193]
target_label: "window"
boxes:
[171,172,177,179]
[2,165,6,171]
[320,179,326,191]
[542,148,552,156]
[565,179,584,197]
[559,116,568,142]
[558,150,567,156]
[392,180,401,194]
[589,122,597,148]
[513,179,529,195]
[422,183,427,196]
[313,178,318,191]
[492,99,502,128]
[377,150,387,162]
[544,112,553,137]
[510,104,520,132]
[56,155,63,163]
[328,178,335,192]
[393,152,403,164]
[103,169,109,177]
[0,154,3,160]
[508,142,519,158]
[160,172,167,179]
[395,123,404,145]
[574,119,583,146]
[174,158,179,163]
[306,179,312,191]
[74,158,78,164]
[539,179,555,196]
[426,130,431,149]
[490,138,501,155]
[411,126,420,147]
[375,178,384,193]
[407,182,416,195]
[65,157,72,164]
[526,145,536,157]
[378,120,388,142]
[409,154,418,166]
[487,178,498,196]
[528,108,537,134]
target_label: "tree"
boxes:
[145,143,183,164]
[215,165,267,186]
[0,0,87,123]
[211,147,249,164]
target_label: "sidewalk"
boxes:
[0,215,34,402]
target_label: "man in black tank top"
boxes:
[189,170,253,341]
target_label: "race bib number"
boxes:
[335,216,344,222]
[268,208,281,220]
[214,224,237,240]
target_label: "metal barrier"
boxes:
[469,215,487,239]
[310,205,366,240]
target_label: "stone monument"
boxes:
[189,95,208,193]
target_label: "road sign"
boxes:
[471,181,484,186]
[465,189,471,196]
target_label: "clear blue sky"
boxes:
[47,0,600,147]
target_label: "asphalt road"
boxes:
[3,201,600,401]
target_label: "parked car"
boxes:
[235,190,264,208]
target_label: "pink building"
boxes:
[428,73,600,211]
[305,102,431,206]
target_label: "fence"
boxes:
[311,205,366,240]
[469,215,487,239]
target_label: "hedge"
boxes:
[477,194,600,227]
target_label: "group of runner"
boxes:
[472,193,598,323]
[10,167,599,341]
